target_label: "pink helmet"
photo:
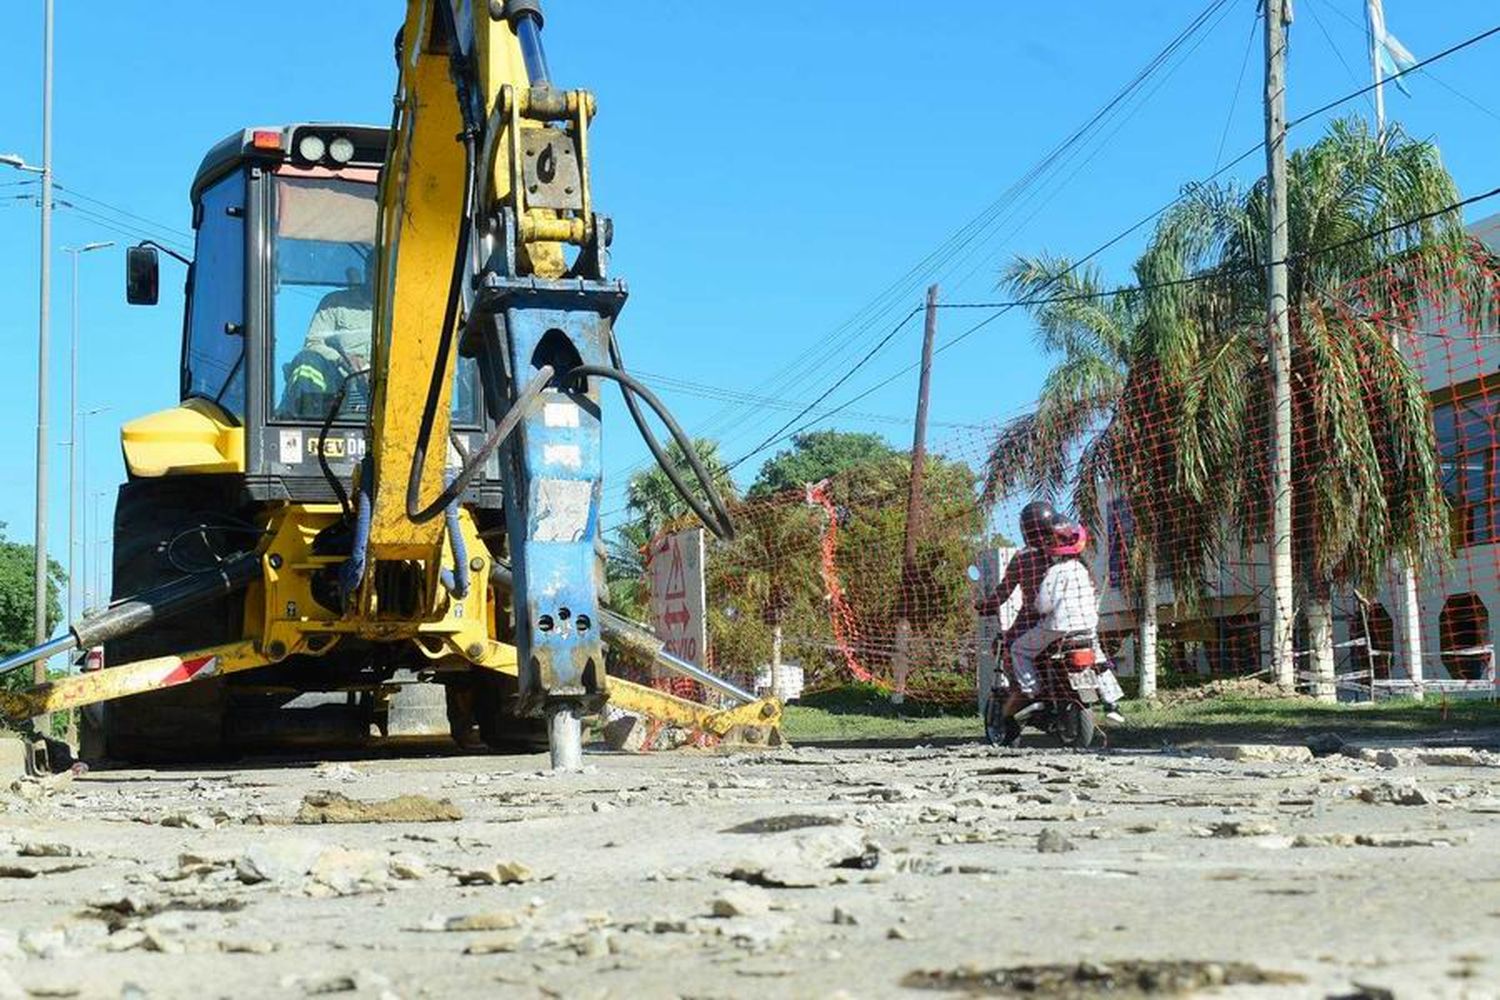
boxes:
[1048,522,1088,557]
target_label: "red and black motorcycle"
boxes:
[983,632,1100,749]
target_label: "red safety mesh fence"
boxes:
[619,242,1500,704]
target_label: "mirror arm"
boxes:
[135,239,191,266]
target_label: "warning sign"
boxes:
[648,527,707,665]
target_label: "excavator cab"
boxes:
[123,124,489,510]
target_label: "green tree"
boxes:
[608,439,737,630]
[750,431,898,496]
[622,438,738,541]
[0,524,66,706]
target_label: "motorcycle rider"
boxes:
[976,504,1123,744]
[1006,519,1101,727]
[974,501,1063,738]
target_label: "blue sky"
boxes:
[1,1,1497,613]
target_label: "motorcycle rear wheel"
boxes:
[1056,702,1097,750]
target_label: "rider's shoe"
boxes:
[1000,718,1023,747]
[1103,702,1125,725]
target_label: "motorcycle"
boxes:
[983,631,1100,749]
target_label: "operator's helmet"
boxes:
[1019,500,1062,549]
[1047,521,1089,557]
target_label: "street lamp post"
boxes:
[77,404,111,618]
[1,0,55,691]
[63,242,114,629]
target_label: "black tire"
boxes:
[1056,701,1097,750]
[97,477,244,763]
[473,670,548,752]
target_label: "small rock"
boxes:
[831,906,858,926]
[1357,782,1434,806]
[236,839,326,885]
[161,812,217,830]
[455,860,534,886]
[308,847,392,896]
[887,926,912,940]
[296,791,462,824]
[1036,828,1077,854]
[710,887,771,918]
[219,939,277,954]
[18,842,76,858]
[1208,820,1279,838]
[1305,733,1345,756]
[464,934,524,955]
[1198,745,1313,764]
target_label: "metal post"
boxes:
[64,243,112,630]
[892,285,938,704]
[67,250,78,631]
[1265,0,1295,691]
[33,0,55,692]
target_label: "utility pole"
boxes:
[892,285,939,704]
[33,0,56,691]
[1368,1,1425,698]
[1265,0,1295,691]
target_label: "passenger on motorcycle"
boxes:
[974,501,1062,729]
[1007,520,1099,716]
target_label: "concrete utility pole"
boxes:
[1368,1,1425,698]
[892,285,939,704]
[34,0,56,688]
[1265,0,1295,691]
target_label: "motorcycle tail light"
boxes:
[1066,648,1095,672]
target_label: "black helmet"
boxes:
[1019,500,1061,549]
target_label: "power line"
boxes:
[773,18,1500,430]
[725,306,924,471]
[602,0,1238,488]
[731,184,1500,472]
[52,182,194,242]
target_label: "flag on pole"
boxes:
[1367,0,1416,96]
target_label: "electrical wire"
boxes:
[603,0,1238,488]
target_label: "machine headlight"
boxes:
[297,134,327,162]
[328,136,356,164]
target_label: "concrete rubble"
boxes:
[0,736,1494,996]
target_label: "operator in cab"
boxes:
[277,262,373,420]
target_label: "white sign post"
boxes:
[648,526,708,669]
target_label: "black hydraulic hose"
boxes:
[403,128,479,525]
[317,368,370,520]
[407,364,555,524]
[571,357,736,540]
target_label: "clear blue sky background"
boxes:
[0,1,1496,615]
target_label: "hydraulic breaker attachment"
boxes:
[490,564,783,747]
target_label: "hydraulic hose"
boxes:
[439,473,471,599]
[408,364,554,524]
[573,350,736,540]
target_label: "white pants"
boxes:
[1009,625,1068,697]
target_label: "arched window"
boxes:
[1439,593,1492,681]
[1348,602,1395,680]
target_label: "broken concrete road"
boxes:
[1,740,1497,997]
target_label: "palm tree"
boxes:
[1155,117,1480,696]
[622,438,738,540]
[981,256,1185,696]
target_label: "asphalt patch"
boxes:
[902,960,1306,997]
[722,814,844,835]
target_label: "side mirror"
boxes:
[126,245,159,305]
[966,565,981,583]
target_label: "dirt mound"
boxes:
[1157,676,1300,707]
[295,791,463,824]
